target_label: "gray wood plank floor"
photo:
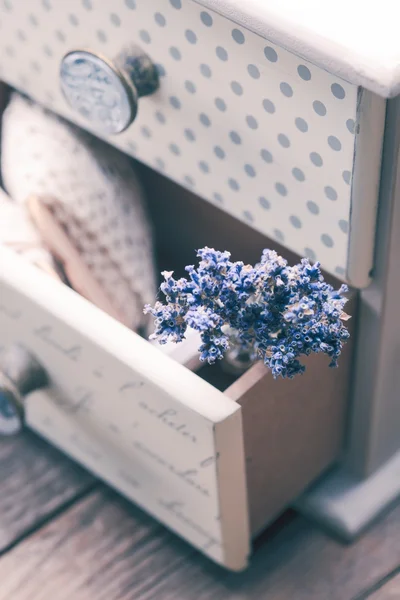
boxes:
[0,431,95,553]
[0,430,399,600]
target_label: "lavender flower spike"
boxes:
[144,247,351,379]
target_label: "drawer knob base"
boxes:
[60,46,159,135]
[0,344,48,435]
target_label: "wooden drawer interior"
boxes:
[0,81,356,563]
[139,164,356,536]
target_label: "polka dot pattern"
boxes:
[324,186,338,201]
[213,192,223,203]
[169,46,181,60]
[216,46,228,61]
[313,100,327,116]
[331,83,345,99]
[305,247,316,261]
[280,82,293,97]
[290,215,302,229]
[321,233,334,248]
[139,29,151,43]
[154,12,166,26]
[297,65,311,81]
[261,149,273,163]
[278,133,290,148]
[307,201,319,215]
[263,99,275,113]
[310,152,323,167]
[229,131,241,145]
[346,118,355,133]
[185,29,196,44]
[184,174,194,186]
[215,97,226,112]
[199,113,211,127]
[184,80,196,94]
[169,96,181,109]
[199,160,209,173]
[246,115,258,129]
[200,11,212,26]
[155,110,166,124]
[247,64,260,79]
[264,46,278,62]
[0,0,358,282]
[259,196,270,210]
[244,164,256,177]
[110,13,121,27]
[228,177,240,191]
[184,128,195,142]
[292,167,305,182]
[243,210,254,222]
[200,63,211,77]
[342,170,352,185]
[55,29,65,42]
[231,81,243,95]
[295,117,308,132]
[328,135,342,151]
[232,28,245,44]
[275,182,287,196]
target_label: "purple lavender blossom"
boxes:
[144,247,351,379]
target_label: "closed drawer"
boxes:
[0,0,385,288]
[0,169,355,571]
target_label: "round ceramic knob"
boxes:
[0,344,48,436]
[60,46,159,135]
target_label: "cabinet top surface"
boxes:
[197,0,400,98]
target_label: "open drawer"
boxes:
[0,165,356,571]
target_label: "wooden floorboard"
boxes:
[138,506,400,600]
[0,488,195,600]
[0,480,399,600]
[0,431,95,553]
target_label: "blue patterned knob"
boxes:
[0,344,48,436]
[60,46,159,135]
[0,386,21,436]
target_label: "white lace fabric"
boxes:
[1,93,157,331]
[0,187,57,275]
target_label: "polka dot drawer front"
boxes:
[0,0,385,287]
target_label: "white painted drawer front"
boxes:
[0,248,250,571]
[0,0,382,285]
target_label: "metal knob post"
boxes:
[59,45,159,134]
[0,344,48,436]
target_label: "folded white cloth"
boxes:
[1,93,156,330]
[0,187,58,277]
